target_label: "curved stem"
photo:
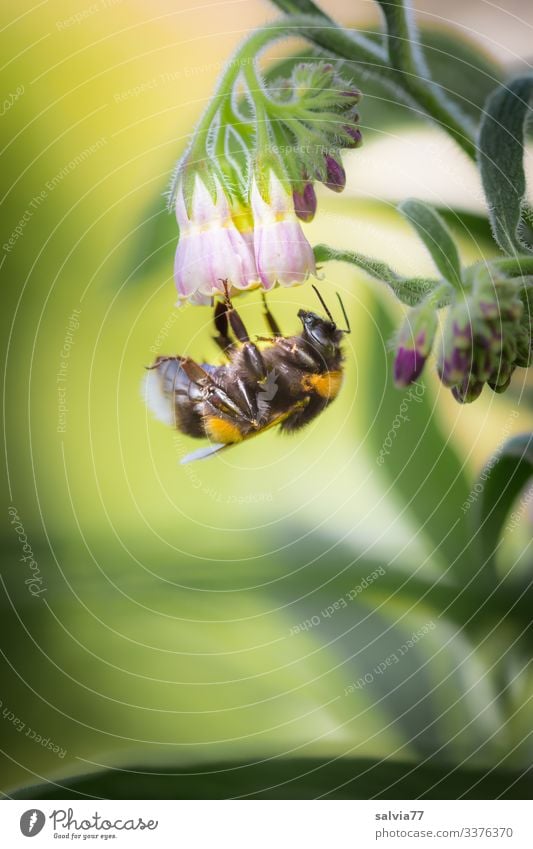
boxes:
[490,256,533,276]
[313,243,452,307]
[375,0,477,160]
[189,15,365,151]
[272,0,478,161]
[243,62,271,150]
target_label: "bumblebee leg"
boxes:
[179,357,212,386]
[145,355,179,370]
[219,282,251,343]
[262,293,282,336]
[213,300,234,355]
[180,357,254,422]
[242,341,267,380]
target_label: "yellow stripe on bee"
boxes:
[204,416,244,444]
[301,370,343,400]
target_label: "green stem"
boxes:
[169,12,383,204]
[490,256,533,276]
[268,0,392,78]
[189,15,376,148]
[243,62,272,150]
[272,0,478,160]
[374,0,477,160]
[314,243,452,307]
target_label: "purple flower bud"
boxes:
[451,377,484,404]
[515,327,533,367]
[451,319,472,349]
[343,125,363,148]
[293,183,317,222]
[488,371,514,394]
[394,346,426,387]
[323,155,346,192]
[488,358,515,390]
[341,88,361,103]
[393,307,437,387]
[478,300,499,319]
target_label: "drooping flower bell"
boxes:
[173,169,259,304]
[251,168,316,289]
[169,53,362,304]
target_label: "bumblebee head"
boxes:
[298,310,342,355]
[298,287,350,356]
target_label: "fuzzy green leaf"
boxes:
[472,433,533,569]
[360,294,473,575]
[313,243,448,307]
[478,75,533,254]
[398,199,463,289]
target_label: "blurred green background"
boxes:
[1,0,533,798]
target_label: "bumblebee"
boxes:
[144,284,350,463]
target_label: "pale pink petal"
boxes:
[254,218,315,289]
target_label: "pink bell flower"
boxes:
[251,172,316,290]
[174,174,259,303]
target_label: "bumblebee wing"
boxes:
[180,442,229,464]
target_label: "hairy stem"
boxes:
[376,0,477,160]
[271,0,478,160]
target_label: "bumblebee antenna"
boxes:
[311,285,334,324]
[336,293,351,334]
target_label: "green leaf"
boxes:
[435,208,495,253]
[478,75,533,255]
[11,758,533,799]
[398,199,463,289]
[313,243,447,307]
[374,0,477,160]
[417,29,502,123]
[472,433,533,569]
[359,294,473,574]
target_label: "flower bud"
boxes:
[393,301,438,387]
[322,155,346,193]
[293,183,317,222]
[343,125,363,148]
[451,376,484,404]
[438,272,532,402]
